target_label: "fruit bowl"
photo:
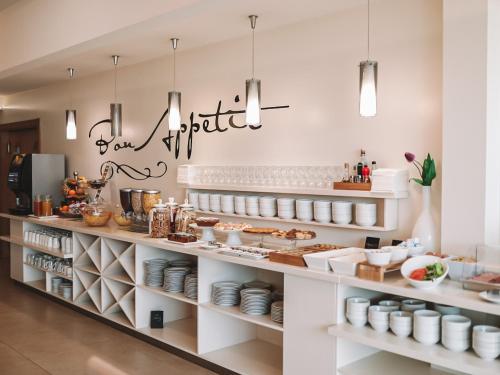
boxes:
[401,255,449,289]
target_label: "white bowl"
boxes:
[347,316,368,327]
[401,299,426,311]
[414,309,441,324]
[442,315,471,330]
[407,245,426,257]
[382,246,408,262]
[379,300,400,311]
[473,325,500,343]
[401,256,449,289]
[447,258,480,281]
[364,249,392,266]
[434,304,461,316]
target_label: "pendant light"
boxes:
[359,0,377,117]
[110,55,122,137]
[65,68,77,140]
[245,15,261,126]
[168,38,181,131]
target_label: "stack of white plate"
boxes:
[472,325,500,360]
[170,259,193,268]
[240,288,272,315]
[144,259,169,287]
[390,311,413,337]
[332,201,352,224]
[277,198,295,219]
[221,195,235,214]
[313,200,332,223]
[271,301,284,324]
[259,197,277,217]
[368,305,392,332]
[355,203,377,227]
[243,280,272,290]
[199,193,210,211]
[211,281,243,306]
[346,297,370,327]
[246,196,260,216]
[235,196,246,215]
[209,194,221,212]
[188,192,199,210]
[442,315,471,352]
[296,199,313,221]
[183,273,198,300]
[163,267,191,293]
[413,310,441,345]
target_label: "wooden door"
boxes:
[0,119,40,256]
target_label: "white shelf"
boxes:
[25,279,46,292]
[23,241,73,258]
[339,351,462,375]
[201,302,283,332]
[24,263,73,281]
[187,184,408,199]
[194,210,392,232]
[138,285,198,306]
[202,339,282,375]
[328,323,500,375]
[339,273,500,316]
[138,318,197,354]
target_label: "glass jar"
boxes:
[113,204,132,226]
[175,199,196,234]
[41,195,53,216]
[142,190,161,216]
[149,200,169,238]
[82,199,112,227]
[131,189,144,220]
[119,188,133,215]
[33,194,42,216]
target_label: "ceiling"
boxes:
[0,0,364,95]
[0,0,18,12]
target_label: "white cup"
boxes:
[221,195,235,214]
[188,192,199,210]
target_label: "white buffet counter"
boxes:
[1,213,498,375]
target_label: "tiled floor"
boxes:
[0,257,215,375]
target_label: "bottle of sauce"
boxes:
[362,165,371,183]
[41,195,53,216]
[33,194,42,216]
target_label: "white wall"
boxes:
[0,0,442,247]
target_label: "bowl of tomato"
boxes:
[401,255,449,289]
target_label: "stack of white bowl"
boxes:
[199,193,210,211]
[473,325,500,360]
[390,311,413,337]
[346,297,370,327]
[413,310,441,345]
[355,203,377,227]
[209,194,221,212]
[313,201,332,223]
[234,196,246,215]
[246,196,259,216]
[401,299,426,312]
[332,201,352,224]
[368,305,392,332]
[259,196,277,217]
[379,300,400,312]
[434,304,461,316]
[442,315,471,352]
[277,198,295,219]
[221,194,234,213]
[188,192,199,209]
[296,199,313,221]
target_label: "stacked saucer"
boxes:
[211,281,242,306]
[184,273,198,300]
[271,301,284,324]
[170,259,192,268]
[246,196,259,216]
[313,200,332,223]
[240,288,272,315]
[259,197,277,217]
[332,201,352,224]
[163,267,191,293]
[243,280,272,290]
[442,315,471,352]
[296,199,313,221]
[277,198,295,219]
[144,259,169,287]
[355,203,377,227]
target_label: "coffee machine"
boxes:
[7,154,65,215]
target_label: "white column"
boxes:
[442,0,500,256]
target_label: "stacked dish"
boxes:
[209,194,221,212]
[259,196,277,217]
[271,301,284,324]
[332,201,352,224]
[472,325,500,360]
[413,310,441,345]
[442,315,471,352]
[163,267,191,293]
[277,198,295,219]
[296,199,313,221]
[59,282,72,300]
[199,193,210,211]
[246,196,260,216]
[379,300,400,312]
[368,305,392,332]
[243,280,272,290]
[234,196,246,215]
[51,277,63,294]
[184,273,198,300]
[355,203,377,227]
[390,311,413,337]
[211,281,242,306]
[240,288,272,315]
[313,201,332,223]
[221,195,234,213]
[346,297,370,327]
[170,259,192,268]
[144,259,169,287]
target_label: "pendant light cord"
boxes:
[173,46,176,90]
[114,64,117,102]
[252,27,255,78]
[367,0,371,60]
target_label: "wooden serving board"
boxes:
[356,260,404,282]
[333,182,372,191]
[269,245,340,267]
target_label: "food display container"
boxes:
[131,189,144,219]
[459,245,500,291]
[82,200,112,227]
[149,200,169,238]
[175,199,196,233]
[142,189,161,216]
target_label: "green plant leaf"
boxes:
[411,178,424,185]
